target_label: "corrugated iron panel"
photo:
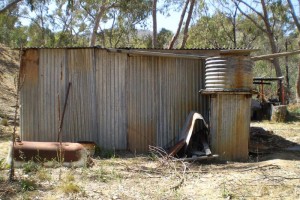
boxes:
[20,49,98,143]
[20,49,40,141]
[94,50,127,149]
[37,49,66,142]
[20,48,208,152]
[205,56,253,90]
[62,49,97,142]
[127,56,207,152]
[209,94,251,161]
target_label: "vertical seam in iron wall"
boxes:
[93,48,99,145]
[125,53,128,150]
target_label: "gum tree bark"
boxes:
[287,0,300,103]
[152,0,157,48]
[235,0,282,77]
[168,0,189,49]
[90,0,108,46]
[180,0,195,49]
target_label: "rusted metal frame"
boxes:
[253,76,284,81]
[253,82,271,85]
[106,48,208,59]
[261,80,264,102]
[280,79,285,105]
[200,90,253,95]
[57,82,72,142]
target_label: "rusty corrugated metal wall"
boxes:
[209,94,251,161]
[20,48,207,152]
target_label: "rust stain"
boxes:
[20,49,39,85]
[13,141,84,162]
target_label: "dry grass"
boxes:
[0,117,300,199]
[1,108,300,199]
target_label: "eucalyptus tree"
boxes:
[186,11,240,48]
[22,0,56,47]
[79,0,151,47]
[286,0,300,102]
[0,0,22,14]
[234,0,290,77]
[152,0,157,48]
[0,8,27,47]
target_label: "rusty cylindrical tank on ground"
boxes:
[202,51,254,161]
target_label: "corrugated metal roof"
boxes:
[16,46,255,51]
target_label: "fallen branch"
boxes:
[238,164,280,172]
[148,145,188,191]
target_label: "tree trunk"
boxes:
[261,0,282,77]
[287,0,300,103]
[297,63,300,103]
[90,0,108,47]
[152,0,157,48]
[168,0,189,49]
[180,0,195,49]
[287,0,300,31]
[268,35,282,77]
[236,0,283,77]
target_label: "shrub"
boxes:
[60,182,81,194]
[20,178,37,191]
[23,161,39,174]
[1,118,8,126]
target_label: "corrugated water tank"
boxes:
[203,52,254,161]
[205,56,253,90]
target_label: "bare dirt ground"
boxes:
[0,44,19,120]
[0,45,300,199]
[0,119,300,200]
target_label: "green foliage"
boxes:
[60,182,82,194]
[1,118,8,126]
[186,13,235,48]
[0,158,8,170]
[157,28,173,48]
[36,168,52,182]
[23,160,39,174]
[93,166,123,183]
[101,149,115,159]
[20,178,37,191]
[0,11,26,47]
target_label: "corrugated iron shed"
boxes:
[19,47,246,152]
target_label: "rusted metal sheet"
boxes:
[62,49,97,143]
[20,48,209,152]
[20,49,40,141]
[168,111,209,156]
[94,50,127,149]
[209,94,251,161]
[205,56,253,90]
[127,57,207,152]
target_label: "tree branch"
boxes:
[287,0,300,31]
[0,0,22,14]
[180,0,195,49]
[168,0,189,49]
[234,1,266,33]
